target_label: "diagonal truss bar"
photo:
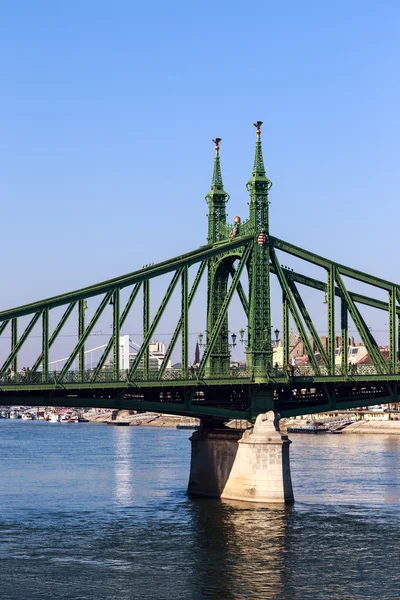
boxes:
[0,320,10,338]
[158,260,207,378]
[335,270,388,374]
[92,283,142,380]
[270,248,320,374]
[32,302,77,372]
[0,235,253,320]
[229,264,249,317]
[286,276,329,367]
[58,292,113,381]
[197,244,252,378]
[129,269,183,379]
[271,236,393,291]
[270,266,399,315]
[1,311,42,373]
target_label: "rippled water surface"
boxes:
[1,421,400,599]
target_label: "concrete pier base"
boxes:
[188,411,294,504]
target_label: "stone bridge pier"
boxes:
[187,411,294,504]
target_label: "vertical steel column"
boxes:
[11,318,17,373]
[113,289,120,381]
[341,299,348,375]
[143,280,150,379]
[327,265,336,375]
[181,266,188,375]
[282,291,289,368]
[78,300,85,382]
[42,309,49,383]
[398,313,400,372]
[246,123,273,375]
[389,287,397,373]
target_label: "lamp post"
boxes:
[197,331,237,349]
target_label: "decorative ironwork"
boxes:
[0,122,399,422]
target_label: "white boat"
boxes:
[60,413,78,423]
[21,412,33,420]
[48,413,60,422]
[10,409,20,419]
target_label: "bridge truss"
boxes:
[1,124,399,421]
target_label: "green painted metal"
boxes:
[334,270,387,374]
[31,302,77,372]
[199,243,252,379]
[142,281,150,380]
[158,261,206,378]
[341,299,348,375]
[58,292,113,381]
[42,308,49,381]
[282,292,289,368]
[389,287,397,373]
[286,277,329,367]
[229,264,249,317]
[129,270,182,379]
[246,123,273,371]
[206,139,229,244]
[78,300,85,382]
[1,312,41,374]
[92,283,142,380]
[327,265,336,375]
[11,318,17,374]
[270,247,320,374]
[181,266,188,375]
[113,289,120,381]
[1,122,400,421]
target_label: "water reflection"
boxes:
[187,497,290,599]
[112,428,134,506]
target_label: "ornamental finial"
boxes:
[254,121,263,135]
[212,138,222,150]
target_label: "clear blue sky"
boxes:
[1,0,399,352]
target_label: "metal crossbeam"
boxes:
[32,302,77,373]
[1,312,41,374]
[57,292,113,381]
[129,270,182,379]
[335,270,388,374]
[158,260,207,378]
[197,244,252,378]
[271,248,320,374]
[92,283,142,380]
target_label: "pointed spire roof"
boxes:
[248,122,272,187]
[206,138,229,203]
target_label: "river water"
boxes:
[0,421,399,600]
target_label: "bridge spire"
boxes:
[247,121,272,232]
[205,138,229,244]
[246,122,273,374]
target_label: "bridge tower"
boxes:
[205,139,231,375]
[246,122,273,375]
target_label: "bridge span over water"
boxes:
[1,123,399,425]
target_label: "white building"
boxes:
[119,335,171,370]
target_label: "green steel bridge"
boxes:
[1,123,399,423]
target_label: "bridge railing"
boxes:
[0,363,398,386]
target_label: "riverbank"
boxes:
[85,410,199,428]
[280,417,400,436]
[84,410,400,435]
